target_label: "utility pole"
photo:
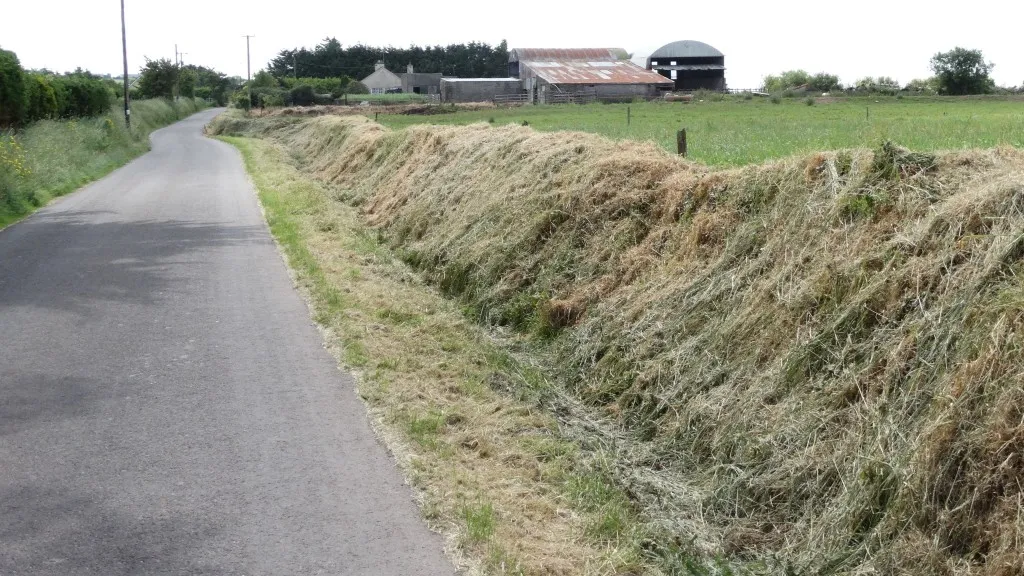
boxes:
[293,53,297,79]
[175,43,179,65]
[120,0,130,128]
[243,35,255,102]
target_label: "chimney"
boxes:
[374,60,385,71]
[407,63,414,74]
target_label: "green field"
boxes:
[376,96,1024,166]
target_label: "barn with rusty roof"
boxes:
[509,48,672,103]
[646,40,726,91]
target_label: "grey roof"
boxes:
[649,40,723,59]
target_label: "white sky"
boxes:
[3,0,1022,89]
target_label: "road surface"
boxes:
[0,109,456,575]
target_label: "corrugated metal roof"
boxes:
[510,48,629,62]
[648,40,724,59]
[522,60,673,85]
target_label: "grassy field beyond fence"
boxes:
[377,96,1024,166]
[0,98,206,228]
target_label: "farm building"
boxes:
[361,62,403,94]
[440,78,522,103]
[399,64,442,95]
[646,40,726,91]
[510,48,672,102]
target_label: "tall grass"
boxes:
[0,98,205,228]
[211,113,1024,575]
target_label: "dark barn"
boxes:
[646,40,726,91]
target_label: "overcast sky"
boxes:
[3,0,1022,89]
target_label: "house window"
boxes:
[671,70,677,80]
[670,61,677,65]
[651,60,658,66]
[371,88,384,95]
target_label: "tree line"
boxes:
[135,59,240,106]
[266,37,509,81]
[762,48,1014,95]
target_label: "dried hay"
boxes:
[209,113,1024,575]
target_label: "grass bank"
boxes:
[375,96,1024,166]
[210,113,1024,575]
[219,134,666,575]
[0,98,206,228]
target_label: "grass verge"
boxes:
[213,112,1024,576]
[220,134,674,575]
[0,98,206,229]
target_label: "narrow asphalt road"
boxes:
[0,109,456,575]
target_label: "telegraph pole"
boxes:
[243,35,255,102]
[120,0,130,128]
[175,43,179,65]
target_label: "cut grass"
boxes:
[0,98,206,229]
[374,95,1024,166]
[213,112,1024,576]
[221,134,669,575]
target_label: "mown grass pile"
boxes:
[0,98,205,227]
[210,113,1024,575]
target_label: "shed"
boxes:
[399,64,442,95]
[441,78,522,103]
[518,59,672,102]
[361,62,403,94]
[646,40,726,91]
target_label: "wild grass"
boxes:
[221,134,657,575]
[211,112,1024,575]
[0,98,205,228]
[375,96,1024,166]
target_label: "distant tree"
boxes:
[267,38,509,81]
[137,58,179,99]
[905,78,938,93]
[177,67,197,98]
[808,73,841,92]
[763,70,811,92]
[0,47,27,127]
[182,65,238,105]
[930,47,994,95]
[250,70,278,88]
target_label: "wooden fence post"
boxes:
[677,128,687,157]
[627,106,631,126]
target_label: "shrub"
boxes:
[250,86,288,108]
[289,84,315,106]
[805,96,815,106]
[25,74,58,121]
[346,81,369,95]
[0,48,27,127]
[770,95,782,104]
[259,91,285,107]
[232,91,251,111]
